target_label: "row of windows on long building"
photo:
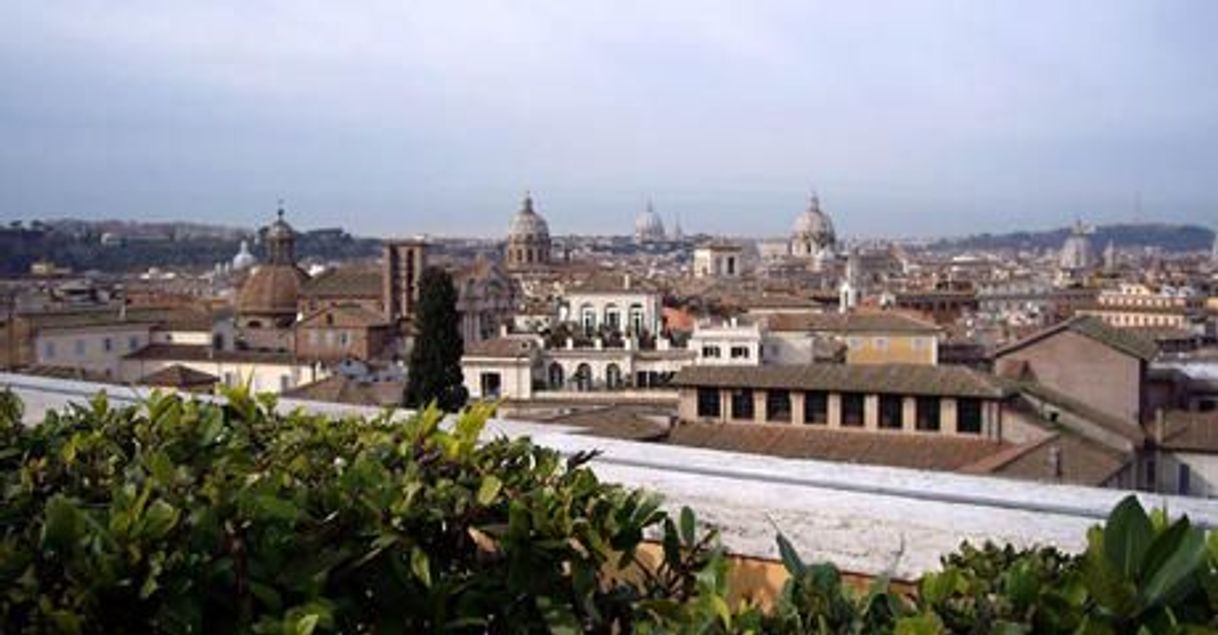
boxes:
[694,388,984,433]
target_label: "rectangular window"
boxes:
[128,336,140,351]
[766,390,791,422]
[44,341,55,359]
[915,396,941,431]
[804,391,828,424]
[873,337,888,351]
[74,339,86,356]
[841,392,865,427]
[701,345,721,358]
[696,388,721,418]
[957,398,983,434]
[730,346,750,359]
[103,338,113,353]
[878,395,903,429]
[279,375,291,392]
[730,389,754,421]
[480,372,502,398]
[1178,464,1191,495]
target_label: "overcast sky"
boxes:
[1,1,1216,239]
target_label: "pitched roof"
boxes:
[994,315,1159,362]
[296,304,390,329]
[123,343,298,365]
[666,422,1007,471]
[18,305,215,332]
[765,311,941,334]
[1009,381,1146,445]
[300,265,382,298]
[138,364,219,388]
[540,404,671,440]
[1158,411,1218,453]
[968,432,1129,486]
[283,375,403,407]
[463,336,539,359]
[672,364,1008,399]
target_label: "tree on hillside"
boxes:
[405,266,466,411]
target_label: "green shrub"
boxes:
[3,386,1218,634]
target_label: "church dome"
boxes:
[232,240,257,271]
[237,264,308,319]
[791,194,835,246]
[634,201,666,243]
[237,205,308,325]
[1059,220,1094,271]
[508,193,550,242]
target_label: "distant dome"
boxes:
[634,200,666,243]
[1059,220,1094,271]
[506,192,553,271]
[508,193,550,241]
[232,240,257,271]
[791,194,835,245]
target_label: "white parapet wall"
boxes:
[3,372,1217,580]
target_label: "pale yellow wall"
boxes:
[845,334,936,365]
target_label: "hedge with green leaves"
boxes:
[2,387,1217,634]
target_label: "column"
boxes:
[792,391,806,425]
[827,393,841,429]
[864,394,879,430]
[942,398,958,434]
[902,396,917,433]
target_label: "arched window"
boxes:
[605,363,622,389]
[548,362,564,389]
[580,304,596,336]
[603,304,621,333]
[628,304,645,335]
[575,363,593,392]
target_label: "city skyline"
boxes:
[2,1,1217,237]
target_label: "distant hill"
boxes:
[929,223,1215,253]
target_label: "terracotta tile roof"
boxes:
[123,343,298,365]
[296,304,390,328]
[463,336,539,359]
[300,266,383,298]
[19,305,215,332]
[975,433,1129,486]
[994,315,1159,362]
[764,311,941,334]
[672,364,1009,399]
[1159,411,1218,453]
[283,375,403,407]
[666,422,1007,471]
[540,404,671,440]
[1008,381,1146,445]
[138,364,219,388]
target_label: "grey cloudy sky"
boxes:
[1,1,1216,239]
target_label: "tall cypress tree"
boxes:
[405,266,467,411]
